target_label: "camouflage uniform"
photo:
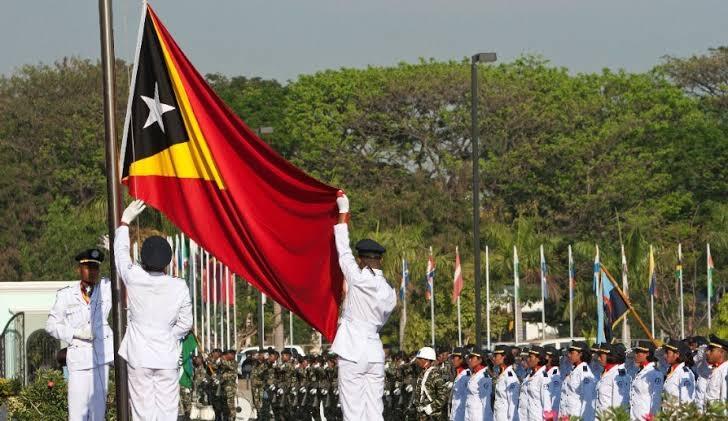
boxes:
[383,358,398,420]
[305,361,324,421]
[250,360,267,414]
[179,386,193,420]
[412,365,449,421]
[274,359,294,421]
[220,359,238,420]
[323,359,341,421]
[206,356,225,420]
[399,359,418,419]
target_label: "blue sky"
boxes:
[2,0,726,82]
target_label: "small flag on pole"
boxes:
[568,246,576,291]
[648,245,657,297]
[426,250,436,301]
[452,247,463,303]
[400,259,410,301]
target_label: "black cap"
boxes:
[529,346,547,359]
[543,345,558,357]
[493,345,510,355]
[611,343,627,360]
[468,347,487,359]
[708,334,728,351]
[451,347,465,357]
[281,348,292,356]
[436,345,450,355]
[663,338,690,355]
[140,236,172,271]
[596,343,612,354]
[633,341,656,354]
[568,341,590,353]
[75,248,104,265]
[354,239,386,258]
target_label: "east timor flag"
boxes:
[120,4,343,341]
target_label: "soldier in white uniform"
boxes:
[463,348,492,421]
[491,345,520,421]
[331,192,397,421]
[661,339,696,408]
[594,343,630,415]
[520,346,554,421]
[629,342,663,421]
[559,341,596,421]
[114,200,193,421]
[543,345,562,414]
[46,248,114,421]
[689,336,712,410]
[705,334,728,405]
[450,347,470,421]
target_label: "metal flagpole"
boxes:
[429,246,435,347]
[261,293,266,347]
[540,245,546,341]
[233,273,238,350]
[213,257,218,348]
[191,241,197,337]
[98,0,129,417]
[219,261,224,349]
[226,266,231,350]
[568,245,574,340]
[513,245,520,344]
[205,251,211,351]
[678,243,685,339]
[649,245,655,338]
[399,258,407,351]
[486,245,491,350]
[708,243,713,329]
[456,247,462,347]
[289,311,294,346]
[621,244,630,345]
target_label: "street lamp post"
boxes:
[471,52,497,349]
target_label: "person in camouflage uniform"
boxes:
[305,355,324,421]
[273,348,294,421]
[400,352,419,420]
[411,347,449,421]
[249,349,267,418]
[290,355,306,420]
[193,355,210,405]
[206,348,225,421]
[383,352,398,420]
[322,353,341,421]
[220,350,239,421]
[261,348,279,421]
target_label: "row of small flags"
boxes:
[398,243,718,303]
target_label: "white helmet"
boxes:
[416,346,437,361]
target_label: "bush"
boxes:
[7,369,67,421]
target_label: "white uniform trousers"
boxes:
[68,364,109,421]
[338,357,385,421]
[127,364,180,421]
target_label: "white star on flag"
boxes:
[140,82,175,133]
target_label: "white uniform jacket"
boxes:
[464,367,492,421]
[547,366,562,414]
[493,365,520,421]
[450,368,469,421]
[662,362,695,406]
[45,279,114,371]
[595,364,630,414]
[558,362,596,421]
[705,360,728,404]
[114,225,193,369]
[629,362,663,420]
[331,224,396,365]
[692,346,712,410]
[521,366,553,421]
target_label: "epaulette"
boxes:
[507,371,513,377]
[543,370,549,378]
[682,366,690,373]
[582,365,588,372]
[618,369,626,376]
[551,368,558,375]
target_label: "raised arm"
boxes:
[115,200,147,285]
[333,192,361,285]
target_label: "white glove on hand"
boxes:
[121,199,146,225]
[73,326,93,341]
[336,191,349,214]
[423,404,433,415]
[405,384,413,393]
[97,234,110,251]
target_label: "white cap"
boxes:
[416,347,437,361]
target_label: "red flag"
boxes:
[120,5,343,340]
[452,247,463,303]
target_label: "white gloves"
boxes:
[336,191,349,214]
[419,404,433,415]
[73,326,93,341]
[405,384,413,393]
[97,234,110,251]
[121,199,146,225]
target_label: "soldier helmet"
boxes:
[416,347,436,361]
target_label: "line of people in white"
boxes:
[447,337,728,421]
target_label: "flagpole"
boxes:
[540,244,546,341]
[205,251,211,351]
[429,246,435,347]
[678,243,685,339]
[219,261,224,349]
[98,0,129,416]
[513,246,520,344]
[621,244,630,345]
[289,310,294,346]
[485,245,491,350]
[191,241,197,338]
[261,293,266,348]
[707,243,712,330]
[213,257,218,348]
[400,257,407,351]
[233,273,237,350]
[226,266,231,350]
[595,245,605,344]
[568,245,574,341]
